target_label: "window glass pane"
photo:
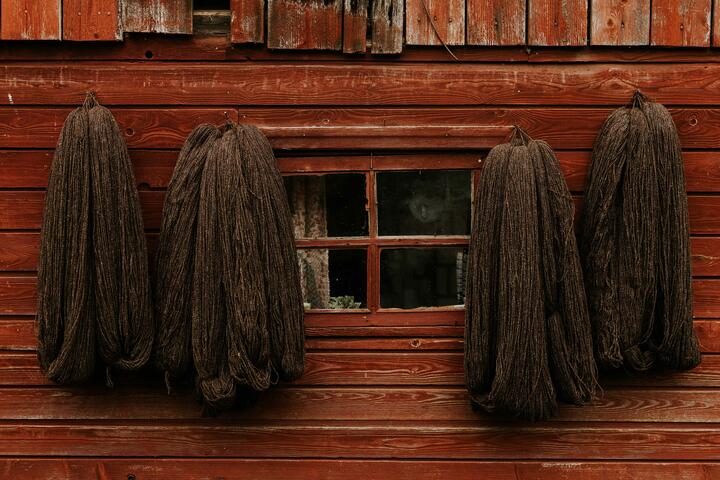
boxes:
[285,174,368,238]
[377,170,471,236]
[297,248,367,309]
[380,248,467,309]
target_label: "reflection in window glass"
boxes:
[377,170,471,236]
[284,174,368,238]
[380,248,467,309]
[297,248,366,309]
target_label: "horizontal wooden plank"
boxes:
[3,150,719,192]
[1,352,718,387]
[0,34,720,63]
[4,107,720,151]
[0,459,717,480]
[0,385,718,423]
[7,63,720,106]
[0,108,236,149]
[2,190,719,233]
[0,191,164,231]
[0,422,717,459]
[2,318,717,352]
[2,273,719,316]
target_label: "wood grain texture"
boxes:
[343,0,369,53]
[2,320,716,353]
[466,0,526,46]
[652,0,711,47]
[371,0,403,53]
[0,351,719,387]
[0,422,718,459]
[62,0,122,41]
[0,458,720,480]
[0,386,718,423]
[590,0,649,45]
[5,106,720,150]
[231,0,265,43]
[122,0,192,34]
[267,0,343,50]
[528,0,587,46]
[0,0,61,40]
[0,459,717,480]
[8,63,720,107]
[405,0,465,46]
[0,191,717,232]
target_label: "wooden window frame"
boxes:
[269,124,510,333]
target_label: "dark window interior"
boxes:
[194,0,230,9]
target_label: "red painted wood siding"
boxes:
[0,36,718,479]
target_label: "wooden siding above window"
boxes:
[1,0,720,53]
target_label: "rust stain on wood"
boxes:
[528,0,588,46]
[405,0,465,46]
[467,0,526,46]
[652,0,711,46]
[0,0,61,40]
[267,0,343,50]
[591,0,650,45]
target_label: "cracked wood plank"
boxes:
[371,0,403,53]
[343,0,369,53]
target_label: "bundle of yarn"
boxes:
[154,121,305,414]
[465,127,598,421]
[37,93,153,385]
[580,91,701,372]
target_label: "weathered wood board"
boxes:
[652,0,712,47]
[591,0,650,45]
[63,0,122,41]
[267,0,343,49]
[122,0,193,34]
[466,0,526,45]
[0,0,61,40]
[405,0,465,46]
[528,0,588,46]
[231,0,265,43]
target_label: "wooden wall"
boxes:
[0,0,720,475]
[0,37,718,478]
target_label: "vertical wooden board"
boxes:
[714,1,720,45]
[590,0,649,45]
[652,0,711,47]
[123,0,193,34]
[267,0,343,50]
[231,0,265,43]
[63,0,122,40]
[467,0,526,46]
[528,0,588,46]
[405,0,465,46]
[371,0,403,53]
[0,0,61,40]
[343,0,369,53]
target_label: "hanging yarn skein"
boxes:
[580,91,701,373]
[464,127,598,421]
[37,93,154,385]
[155,121,305,414]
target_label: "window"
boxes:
[283,153,478,325]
